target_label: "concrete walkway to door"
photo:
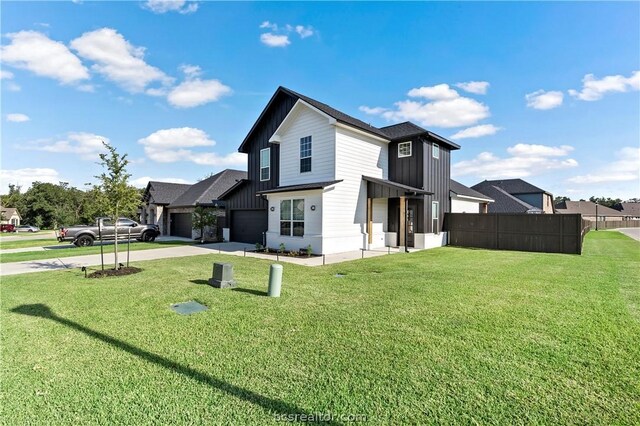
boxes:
[0,242,411,276]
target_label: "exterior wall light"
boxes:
[270,207,275,212]
[311,205,316,211]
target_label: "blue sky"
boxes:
[1,1,639,200]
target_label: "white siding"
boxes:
[451,197,481,213]
[265,190,324,254]
[322,126,388,253]
[277,105,336,186]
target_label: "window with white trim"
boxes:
[432,143,440,159]
[398,141,412,158]
[432,201,440,234]
[260,148,270,181]
[280,199,305,237]
[300,136,312,173]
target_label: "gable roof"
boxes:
[450,180,493,202]
[144,181,192,205]
[168,169,247,208]
[471,182,541,213]
[378,122,460,149]
[476,179,551,195]
[613,202,640,216]
[0,207,20,218]
[238,86,459,152]
[555,201,624,216]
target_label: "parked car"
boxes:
[57,217,160,247]
[16,225,40,233]
[1,224,16,233]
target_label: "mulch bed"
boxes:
[88,267,142,278]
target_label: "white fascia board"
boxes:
[334,122,390,143]
[268,99,336,144]
[453,194,494,203]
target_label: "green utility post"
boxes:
[268,264,283,297]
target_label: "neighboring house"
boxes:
[140,169,246,238]
[0,207,21,226]
[141,181,192,235]
[450,180,493,213]
[555,201,625,221]
[471,179,554,214]
[613,202,640,220]
[220,86,460,254]
[165,169,246,239]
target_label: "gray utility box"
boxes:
[209,263,236,288]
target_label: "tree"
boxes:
[192,206,218,243]
[95,142,141,269]
[554,195,571,205]
[588,196,621,208]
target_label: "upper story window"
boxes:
[260,148,270,181]
[398,141,412,158]
[300,136,312,173]
[432,143,440,159]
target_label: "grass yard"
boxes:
[0,238,60,250]
[0,230,55,238]
[1,232,638,424]
[0,240,195,263]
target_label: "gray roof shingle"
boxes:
[145,182,192,205]
[471,182,541,213]
[476,179,550,195]
[555,201,623,216]
[614,202,640,217]
[450,180,493,201]
[168,169,247,208]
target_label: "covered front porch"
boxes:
[364,176,443,250]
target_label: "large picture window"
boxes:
[260,148,270,181]
[398,141,412,158]
[300,136,312,173]
[280,199,304,237]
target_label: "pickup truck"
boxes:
[57,217,160,247]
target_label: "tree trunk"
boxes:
[114,203,119,269]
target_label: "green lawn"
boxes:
[0,230,55,238]
[1,232,638,424]
[0,238,60,250]
[0,240,195,263]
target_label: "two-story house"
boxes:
[220,87,460,254]
[471,179,554,214]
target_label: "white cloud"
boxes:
[6,113,30,123]
[361,83,491,128]
[0,168,62,191]
[525,90,564,110]
[0,30,89,85]
[260,33,290,47]
[144,0,198,14]
[24,132,110,160]
[138,127,246,167]
[568,71,639,101]
[130,176,193,188]
[260,21,278,31]
[359,106,389,115]
[1,70,21,91]
[167,67,232,108]
[70,28,172,93]
[452,143,578,179]
[295,25,314,38]
[408,84,459,100]
[0,70,14,80]
[567,147,639,184]
[259,21,314,47]
[456,81,489,95]
[76,84,95,93]
[450,124,501,140]
[506,143,573,157]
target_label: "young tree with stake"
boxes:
[95,142,141,269]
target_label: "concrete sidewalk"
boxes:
[616,228,640,241]
[0,242,409,276]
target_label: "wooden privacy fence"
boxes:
[583,219,640,230]
[444,213,590,255]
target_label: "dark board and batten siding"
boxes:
[388,138,424,189]
[444,213,590,254]
[423,138,451,234]
[224,92,297,211]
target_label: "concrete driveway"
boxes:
[617,228,640,241]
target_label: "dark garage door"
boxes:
[170,213,192,239]
[231,210,267,244]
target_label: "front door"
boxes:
[406,207,415,247]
